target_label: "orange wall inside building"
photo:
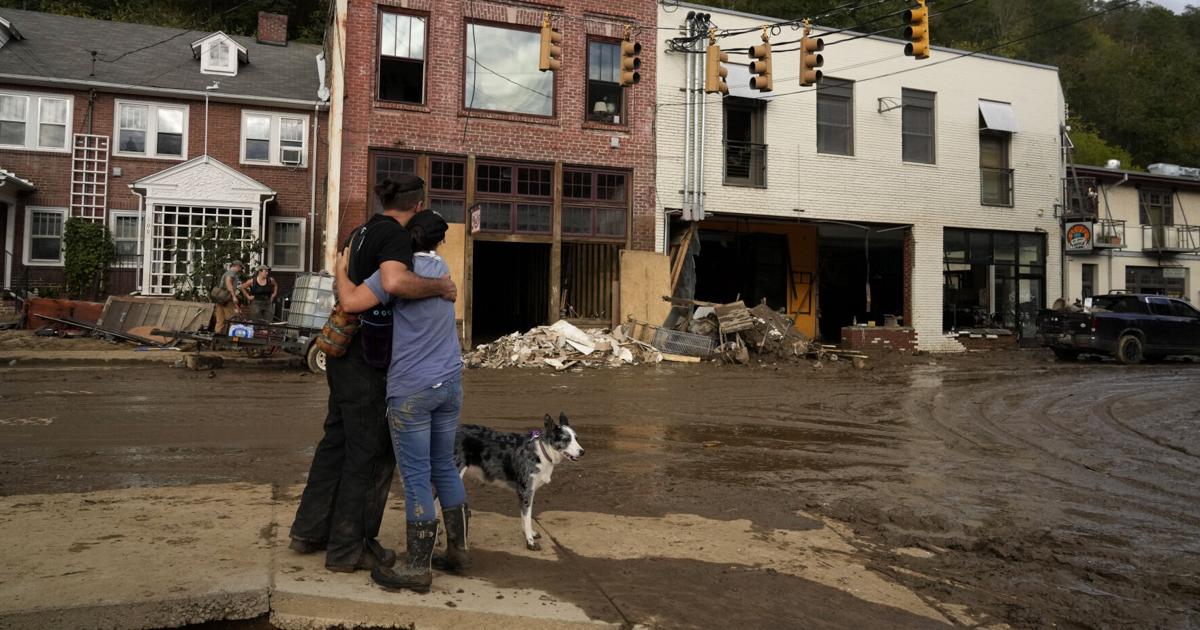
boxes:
[702,220,819,339]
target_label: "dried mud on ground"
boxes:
[1,351,1198,628]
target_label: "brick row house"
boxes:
[324,0,658,344]
[0,9,327,301]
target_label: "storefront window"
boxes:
[943,228,1046,338]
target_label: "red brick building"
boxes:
[0,9,327,299]
[325,0,657,342]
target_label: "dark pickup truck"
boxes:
[1036,293,1200,363]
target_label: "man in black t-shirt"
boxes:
[289,175,456,572]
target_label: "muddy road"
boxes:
[2,352,1198,628]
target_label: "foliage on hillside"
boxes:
[0,0,329,43]
[676,0,1200,169]
[5,0,1198,167]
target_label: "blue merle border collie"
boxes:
[454,413,584,550]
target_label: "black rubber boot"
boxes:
[433,504,471,573]
[372,520,439,593]
[326,539,396,573]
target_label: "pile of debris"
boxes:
[464,320,670,370]
[668,297,817,364]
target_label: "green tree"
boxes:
[1069,118,1138,169]
[62,218,117,300]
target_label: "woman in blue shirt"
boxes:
[334,211,467,593]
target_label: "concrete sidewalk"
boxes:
[0,350,295,368]
[0,484,963,629]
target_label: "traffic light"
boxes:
[705,43,729,95]
[749,34,773,93]
[904,0,930,60]
[621,38,642,87]
[539,13,562,72]
[799,33,824,87]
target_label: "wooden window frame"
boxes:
[377,8,430,105]
[462,20,557,119]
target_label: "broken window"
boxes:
[379,12,426,104]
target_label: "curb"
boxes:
[0,353,299,370]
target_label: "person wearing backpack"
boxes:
[212,260,243,334]
[288,175,457,573]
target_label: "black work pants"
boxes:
[289,338,395,567]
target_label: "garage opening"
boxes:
[817,225,904,341]
[694,230,789,310]
[472,241,550,343]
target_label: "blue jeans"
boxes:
[387,379,467,522]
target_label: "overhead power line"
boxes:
[657,0,1138,108]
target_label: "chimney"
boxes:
[257,12,288,46]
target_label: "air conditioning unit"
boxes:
[280,147,303,165]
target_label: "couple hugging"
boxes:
[289,174,467,594]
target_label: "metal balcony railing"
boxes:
[1141,224,1200,253]
[1093,219,1126,249]
[981,167,1014,207]
[724,141,767,188]
[1063,176,1099,220]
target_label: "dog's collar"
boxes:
[535,436,552,460]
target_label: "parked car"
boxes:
[1036,293,1200,363]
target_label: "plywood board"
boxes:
[620,250,672,327]
[442,223,467,322]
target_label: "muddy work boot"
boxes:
[432,504,471,573]
[288,538,325,554]
[372,520,439,593]
[326,539,396,573]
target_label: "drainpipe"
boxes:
[693,23,703,222]
[309,103,320,274]
[681,17,692,221]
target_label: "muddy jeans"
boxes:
[289,338,395,567]
[213,300,237,334]
[387,379,466,522]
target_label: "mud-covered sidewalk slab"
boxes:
[0,484,958,629]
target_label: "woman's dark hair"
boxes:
[374,175,425,213]
[408,210,449,253]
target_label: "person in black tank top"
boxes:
[288,175,458,573]
[239,266,277,322]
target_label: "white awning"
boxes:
[979,100,1018,133]
[727,63,769,100]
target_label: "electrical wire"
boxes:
[657,0,1137,107]
[97,0,255,64]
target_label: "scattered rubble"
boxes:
[464,320,664,370]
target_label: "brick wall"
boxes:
[257,12,288,46]
[841,326,918,353]
[1,84,326,292]
[336,0,657,249]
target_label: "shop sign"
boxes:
[1065,222,1093,251]
[1163,267,1187,279]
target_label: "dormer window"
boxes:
[209,41,230,67]
[193,32,246,77]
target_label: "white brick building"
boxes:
[655,3,1065,351]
